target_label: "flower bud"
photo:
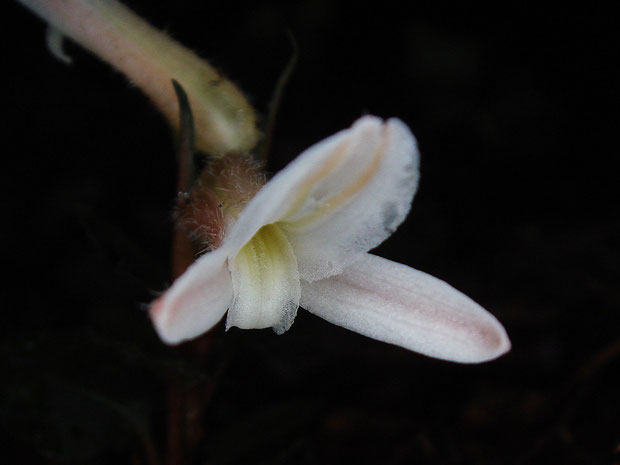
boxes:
[18,0,260,155]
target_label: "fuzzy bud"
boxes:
[176,155,266,250]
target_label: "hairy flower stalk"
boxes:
[18,0,259,155]
[152,116,511,364]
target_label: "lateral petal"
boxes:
[301,253,510,363]
[226,224,301,334]
[150,247,232,344]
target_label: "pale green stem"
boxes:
[18,0,260,156]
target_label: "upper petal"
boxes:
[281,117,419,281]
[300,253,510,363]
[150,246,233,344]
[223,116,420,282]
[221,116,374,258]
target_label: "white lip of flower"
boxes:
[150,116,511,364]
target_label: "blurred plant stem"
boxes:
[165,337,216,465]
[164,82,217,465]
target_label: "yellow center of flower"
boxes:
[228,223,300,333]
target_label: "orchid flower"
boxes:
[150,116,510,363]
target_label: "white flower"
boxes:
[150,116,510,363]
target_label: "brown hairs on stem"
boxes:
[175,154,266,251]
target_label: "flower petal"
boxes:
[281,117,419,281]
[150,247,232,344]
[226,223,301,334]
[300,253,510,363]
[224,116,419,282]
[221,117,368,256]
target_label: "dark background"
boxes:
[3,2,618,464]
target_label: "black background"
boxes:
[3,2,619,464]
